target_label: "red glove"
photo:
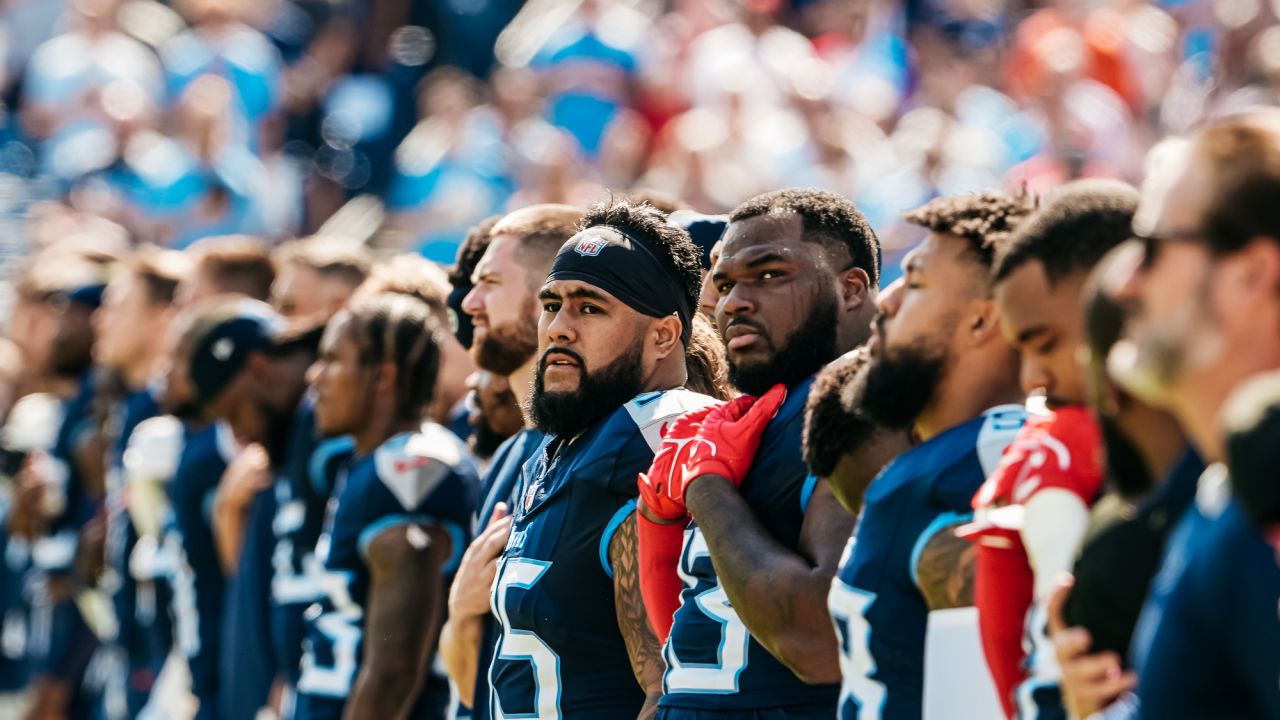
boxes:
[638,406,717,521]
[682,384,787,491]
[638,512,687,643]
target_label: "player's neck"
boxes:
[916,364,1024,442]
[355,415,420,456]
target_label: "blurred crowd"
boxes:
[2,0,1279,285]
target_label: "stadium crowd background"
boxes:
[1,0,1279,719]
[0,0,1275,292]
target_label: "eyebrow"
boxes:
[1016,325,1050,344]
[538,286,611,303]
[712,250,792,281]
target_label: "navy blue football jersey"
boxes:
[294,424,477,720]
[467,428,545,720]
[34,372,97,575]
[168,422,236,720]
[829,406,1025,720]
[488,389,716,719]
[659,378,837,717]
[219,484,278,720]
[1123,466,1280,719]
[272,397,353,686]
[102,388,168,719]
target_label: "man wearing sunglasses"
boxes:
[1053,113,1280,718]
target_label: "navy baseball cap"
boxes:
[188,299,287,409]
[669,210,728,270]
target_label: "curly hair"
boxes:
[342,291,443,423]
[730,188,881,286]
[993,180,1138,285]
[685,313,732,401]
[902,190,1035,268]
[802,349,882,478]
[579,199,703,326]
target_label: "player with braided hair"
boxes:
[294,291,478,720]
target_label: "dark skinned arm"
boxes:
[683,476,853,685]
[915,522,976,611]
[343,523,451,720]
[610,512,665,720]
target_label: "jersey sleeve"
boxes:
[363,428,478,573]
[1009,409,1105,507]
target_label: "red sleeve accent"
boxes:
[975,540,1035,719]
[638,510,687,643]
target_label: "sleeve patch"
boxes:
[624,389,719,452]
[373,432,456,511]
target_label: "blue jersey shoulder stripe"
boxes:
[908,510,972,588]
[599,499,638,579]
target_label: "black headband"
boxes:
[548,227,692,343]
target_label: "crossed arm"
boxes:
[683,476,854,684]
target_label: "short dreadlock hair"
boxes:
[579,199,703,330]
[730,188,881,287]
[902,190,1034,269]
[993,180,1138,286]
[342,291,442,423]
[802,350,882,478]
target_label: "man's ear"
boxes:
[838,266,871,315]
[965,298,1003,348]
[649,314,683,361]
[1234,237,1280,305]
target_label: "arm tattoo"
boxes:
[915,522,976,611]
[610,512,666,696]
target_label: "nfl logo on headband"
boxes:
[574,236,607,257]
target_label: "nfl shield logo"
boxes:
[574,237,606,257]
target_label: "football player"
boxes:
[7,254,110,720]
[184,297,342,718]
[294,292,477,719]
[487,200,715,718]
[964,180,1138,718]
[91,248,191,717]
[1053,110,1280,719]
[643,189,882,720]
[831,192,1032,719]
[445,204,581,715]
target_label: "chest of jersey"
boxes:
[662,379,839,711]
[830,409,1025,720]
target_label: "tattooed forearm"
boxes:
[610,512,666,704]
[916,522,976,611]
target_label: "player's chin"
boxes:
[540,364,582,390]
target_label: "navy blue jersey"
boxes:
[168,423,236,720]
[488,389,716,719]
[1123,467,1280,719]
[219,486,278,720]
[660,378,838,716]
[0,506,29,692]
[103,389,168,719]
[294,424,477,720]
[35,372,97,575]
[271,398,354,686]
[467,428,545,720]
[829,406,1025,720]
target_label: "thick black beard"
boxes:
[528,337,645,439]
[728,295,839,396]
[858,340,948,432]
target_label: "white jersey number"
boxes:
[663,527,751,694]
[490,558,561,719]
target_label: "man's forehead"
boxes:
[1134,140,1204,235]
[721,211,804,253]
[477,233,523,273]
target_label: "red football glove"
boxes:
[638,406,718,521]
[682,384,787,490]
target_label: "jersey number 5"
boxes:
[663,527,750,693]
[491,558,561,719]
